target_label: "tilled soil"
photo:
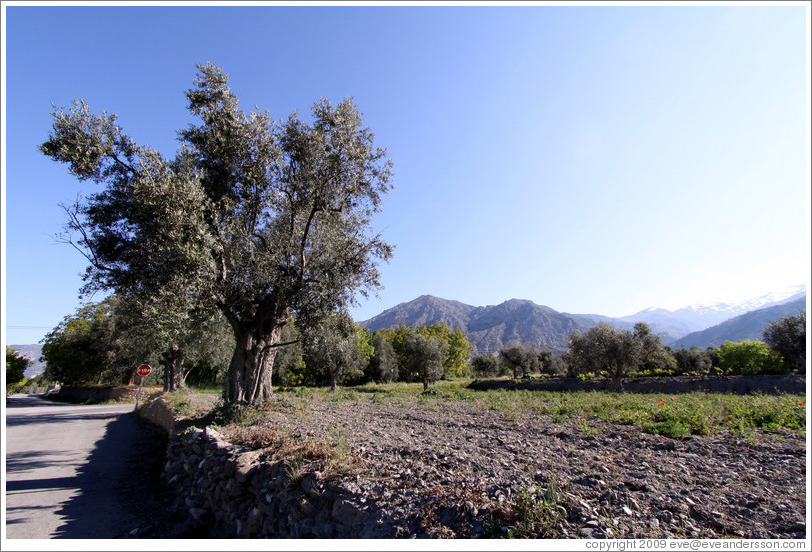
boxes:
[219,396,806,539]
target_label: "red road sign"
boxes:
[137,365,152,377]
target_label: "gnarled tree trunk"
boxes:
[163,343,186,392]
[226,305,289,405]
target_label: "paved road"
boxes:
[4,395,162,539]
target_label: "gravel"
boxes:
[218,395,807,539]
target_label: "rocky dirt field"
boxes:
[213,394,807,539]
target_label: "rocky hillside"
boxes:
[362,296,605,354]
[8,344,45,378]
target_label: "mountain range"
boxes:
[11,287,806,373]
[361,287,807,355]
[669,297,807,349]
[619,285,807,342]
[8,344,46,378]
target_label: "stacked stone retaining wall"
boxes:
[136,396,385,538]
[55,385,160,403]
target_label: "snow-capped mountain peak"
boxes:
[681,284,806,314]
[624,284,806,339]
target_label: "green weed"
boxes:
[506,467,566,538]
[284,457,305,488]
[170,390,192,416]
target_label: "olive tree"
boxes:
[565,323,642,391]
[470,353,502,378]
[763,311,806,373]
[111,288,229,391]
[41,63,393,406]
[403,333,448,391]
[671,347,712,377]
[633,322,677,376]
[537,348,568,377]
[303,312,367,392]
[369,331,399,383]
[499,344,539,379]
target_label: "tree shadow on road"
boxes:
[49,413,181,538]
[5,450,80,474]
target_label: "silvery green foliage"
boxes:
[403,333,448,391]
[302,311,364,392]
[564,322,643,390]
[762,310,806,373]
[371,331,399,383]
[499,344,541,378]
[41,63,393,405]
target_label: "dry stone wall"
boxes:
[470,374,806,395]
[55,384,160,403]
[138,397,386,538]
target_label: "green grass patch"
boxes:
[169,389,193,416]
[236,380,805,439]
[292,381,805,438]
[186,385,223,395]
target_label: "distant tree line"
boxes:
[39,294,802,394]
[39,298,475,393]
[39,294,234,389]
[470,312,806,390]
[266,320,474,392]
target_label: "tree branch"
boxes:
[268,339,299,349]
[58,202,113,274]
[110,152,140,177]
[299,205,322,278]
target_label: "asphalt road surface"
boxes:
[5,395,172,539]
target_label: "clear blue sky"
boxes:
[3,2,810,346]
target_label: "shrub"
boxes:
[717,340,785,376]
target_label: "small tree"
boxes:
[273,321,306,387]
[671,347,712,377]
[705,346,721,375]
[717,340,784,376]
[403,333,448,391]
[500,344,539,379]
[470,353,501,378]
[763,311,806,373]
[633,322,677,376]
[370,331,398,383]
[6,348,31,390]
[537,348,568,377]
[565,323,642,391]
[345,327,375,386]
[303,312,365,392]
[41,300,119,385]
[418,323,474,378]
